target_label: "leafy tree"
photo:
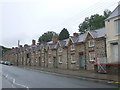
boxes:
[78,17,89,34]
[38,31,57,43]
[58,28,70,40]
[89,14,105,30]
[78,9,111,33]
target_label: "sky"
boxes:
[0,0,119,48]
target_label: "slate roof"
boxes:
[77,27,106,43]
[71,36,79,43]
[49,43,56,49]
[106,5,120,20]
[77,33,87,43]
[89,27,106,38]
[59,39,69,47]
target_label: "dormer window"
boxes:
[41,48,44,53]
[89,40,95,47]
[70,44,75,50]
[58,47,62,52]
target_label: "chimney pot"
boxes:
[73,33,79,37]
[32,40,36,45]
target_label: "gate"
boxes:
[95,57,107,73]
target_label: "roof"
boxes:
[77,33,87,43]
[49,43,56,49]
[106,5,120,20]
[89,27,106,38]
[71,36,79,43]
[77,27,106,43]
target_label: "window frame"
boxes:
[114,19,120,35]
[89,52,95,61]
[58,47,62,52]
[70,55,76,63]
[88,40,95,47]
[70,44,75,50]
[58,56,62,64]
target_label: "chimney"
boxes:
[52,34,58,43]
[24,44,28,47]
[12,47,14,49]
[73,33,79,37]
[32,40,36,45]
[20,45,22,47]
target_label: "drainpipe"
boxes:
[84,42,87,70]
[67,47,69,69]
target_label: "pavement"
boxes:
[20,65,120,87]
[2,64,118,88]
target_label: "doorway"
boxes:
[79,54,85,69]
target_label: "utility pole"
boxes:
[18,40,20,47]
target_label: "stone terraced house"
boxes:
[3,27,108,73]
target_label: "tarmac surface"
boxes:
[1,64,118,88]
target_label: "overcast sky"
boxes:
[0,0,119,48]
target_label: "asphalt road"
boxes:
[1,64,117,88]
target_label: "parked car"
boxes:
[4,61,13,65]
[0,61,5,64]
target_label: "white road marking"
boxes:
[2,73,29,89]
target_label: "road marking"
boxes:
[2,73,29,89]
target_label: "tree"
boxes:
[78,10,111,33]
[38,31,57,43]
[89,14,105,30]
[78,17,89,34]
[58,28,70,40]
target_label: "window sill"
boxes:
[71,61,76,64]
[49,62,52,63]
[89,60,94,64]
[42,61,44,63]
[59,62,62,64]
[89,46,94,48]
[70,49,75,51]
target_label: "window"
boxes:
[89,52,95,61]
[58,48,62,52]
[41,48,44,53]
[42,58,44,62]
[114,19,120,35]
[70,44,75,50]
[112,44,118,62]
[48,57,52,63]
[70,55,76,63]
[89,40,95,47]
[58,56,62,63]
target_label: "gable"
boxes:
[86,32,94,41]
[66,37,74,46]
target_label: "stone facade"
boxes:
[3,28,107,72]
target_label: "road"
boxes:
[1,64,117,88]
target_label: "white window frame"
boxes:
[70,44,75,50]
[41,48,44,53]
[89,52,95,61]
[58,47,62,52]
[70,55,76,63]
[41,58,44,62]
[89,40,95,47]
[58,56,62,64]
[48,57,52,63]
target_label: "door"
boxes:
[53,57,57,68]
[39,57,41,66]
[112,44,118,62]
[79,54,85,69]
